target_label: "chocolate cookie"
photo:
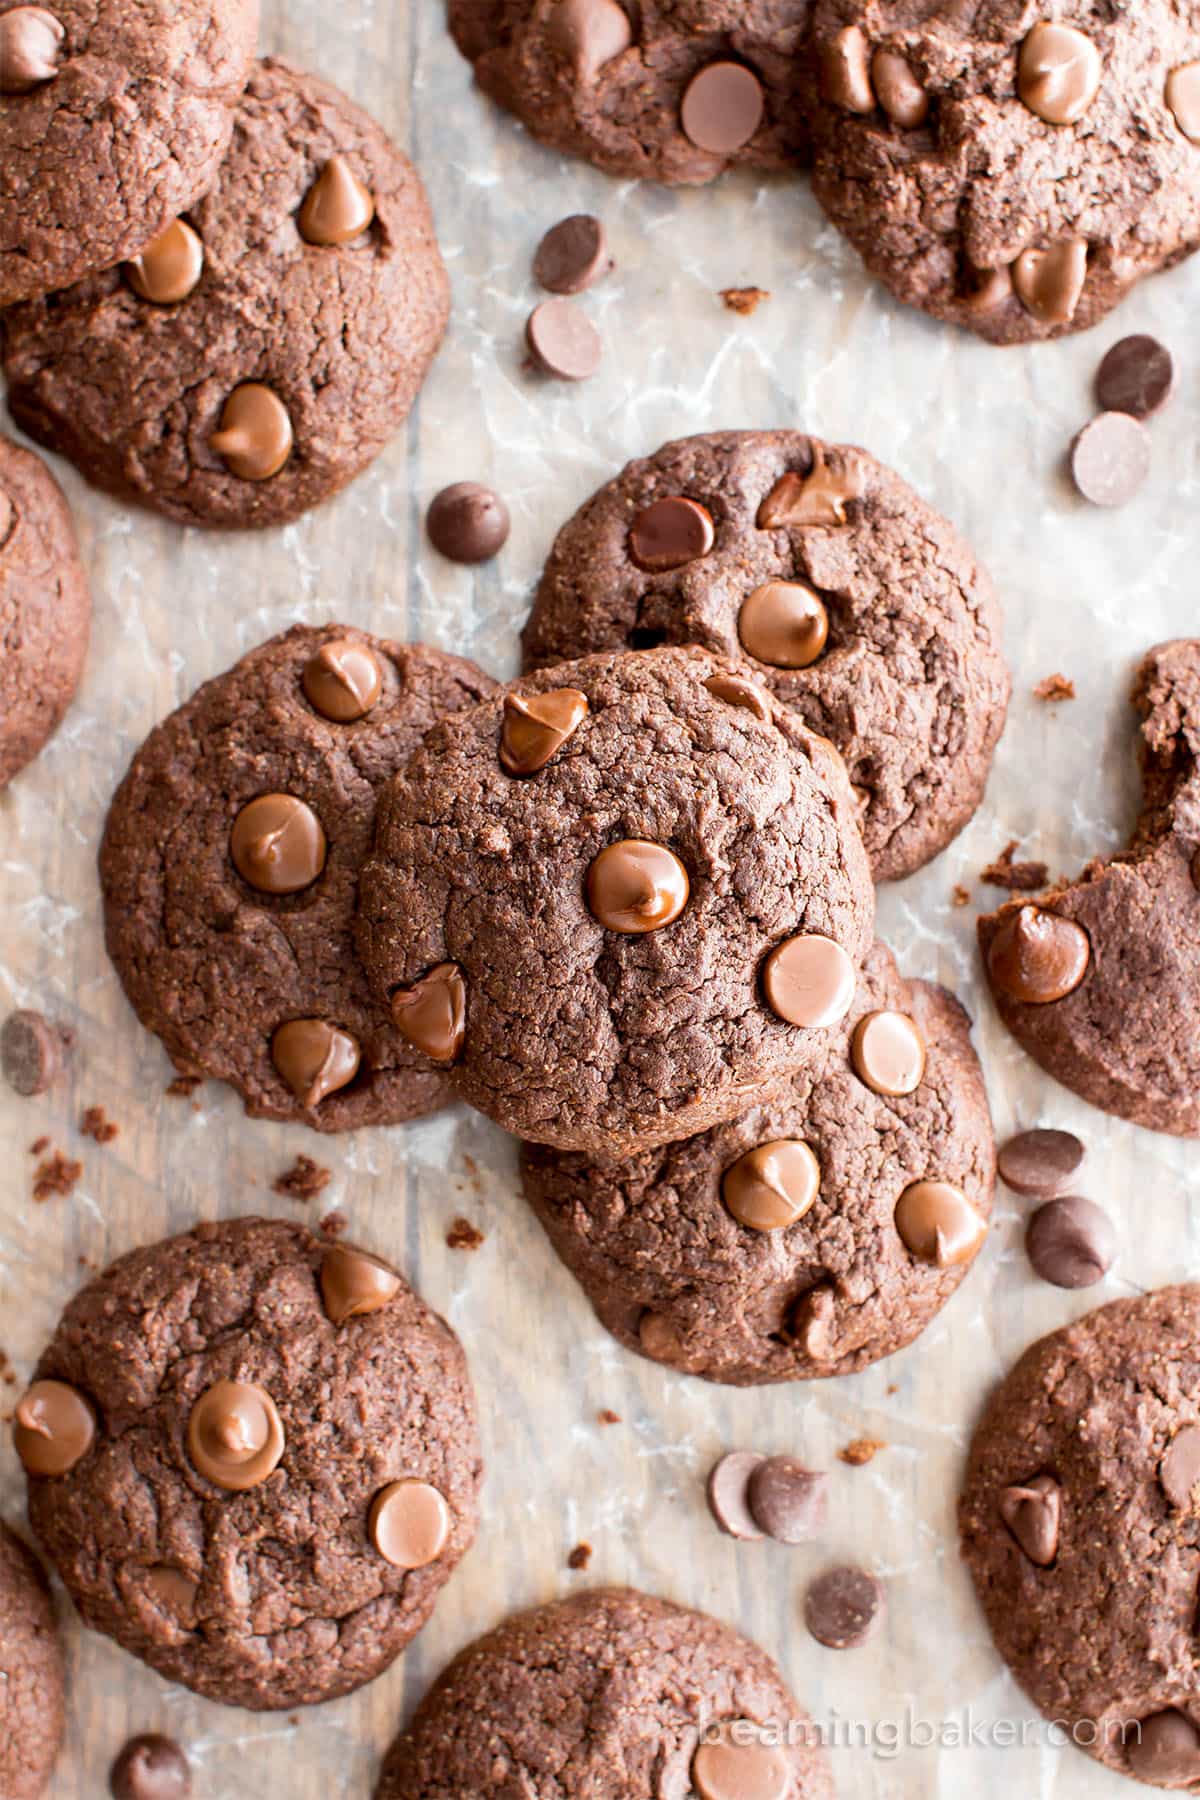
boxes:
[0,1524,65,1800]
[808,1,1200,344]
[100,626,495,1132]
[522,940,995,1385]
[355,644,875,1156]
[0,0,258,306]
[521,431,1009,882]
[376,1586,833,1798]
[0,435,89,790]
[979,640,1200,1138]
[449,0,815,184]
[14,1218,481,1710]
[2,58,449,529]
[961,1287,1200,1790]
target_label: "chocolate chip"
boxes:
[721,1140,820,1232]
[1017,22,1101,125]
[999,1473,1061,1565]
[738,580,828,669]
[692,1726,792,1800]
[850,1010,926,1097]
[13,1379,95,1476]
[320,1243,402,1326]
[762,934,855,1029]
[757,449,863,527]
[746,1456,827,1544]
[229,793,326,895]
[1095,335,1175,419]
[186,1380,284,1492]
[369,1479,451,1568]
[526,297,603,380]
[546,0,632,84]
[125,220,204,306]
[997,1128,1085,1197]
[1166,63,1200,142]
[301,638,383,722]
[1026,1195,1114,1288]
[390,963,467,1063]
[703,672,771,720]
[270,1018,360,1108]
[706,1451,766,1541]
[211,384,293,481]
[804,1565,885,1649]
[1070,410,1152,508]
[680,61,765,155]
[1160,1423,1200,1510]
[821,25,874,113]
[586,840,689,933]
[533,214,610,294]
[1012,238,1087,326]
[0,6,65,93]
[987,905,1091,1003]
[1,1009,64,1096]
[109,1734,192,1800]
[499,688,588,775]
[638,1311,684,1361]
[298,155,374,246]
[427,481,511,564]
[894,1181,986,1267]
[872,49,928,127]
[629,496,715,572]
[1127,1711,1200,1783]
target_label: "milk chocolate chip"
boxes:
[629,496,714,572]
[987,904,1090,1003]
[872,49,928,127]
[851,1010,926,1097]
[757,450,863,528]
[747,1457,827,1545]
[369,1479,451,1568]
[1070,411,1151,509]
[0,6,65,93]
[1160,1424,1200,1510]
[1127,1712,1200,1784]
[738,581,828,669]
[703,672,771,720]
[320,1243,402,1326]
[500,688,588,774]
[804,1564,885,1649]
[125,220,204,306]
[822,25,874,113]
[894,1181,985,1267]
[390,963,466,1062]
[526,298,603,381]
[187,1380,284,1491]
[1167,62,1200,141]
[271,1018,360,1108]
[586,840,689,933]
[706,1451,766,1541]
[999,1473,1061,1565]
[546,0,632,84]
[1012,239,1088,326]
[109,1734,192,1800]
[722,1139,820,1232]
[211,385,293,481]
[762,935,855,1029]
[997,1127,1084,1197]
[680,62,765,156]
[692,1726,791,1800]
[230,793,326,895]
[13,1379,94,1476]
[1018,23,1102,125]
[299,156,375,246]
[301,639,383,722]
[533,214,611,295]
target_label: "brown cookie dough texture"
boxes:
[0,0,258,306]
[356,644,875,1156]
[522,940,995,1385]
[449,0,815,184]
[1,58,450,529]
[979,639,1200,1137]
[961,1288,1200,1790]
[376,1587,833,1799]
[522,430,1009,882]
[808,0,1200,345]
[0,435,90,790]
[17,1218,481,1710]
[0,1524,65,1800]
[99,625,495,1132]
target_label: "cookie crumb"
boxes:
[982,840,1049,892]
[166,1074,202,1098]
[1034,672,1076,703]
[80,1105,119,1144]
[567,1542,593,1571]
[29,1136,49,1156]
[319,1209,348,1238]
[951,883,971,908]
[839,1437,886,1467]
[446,1216,485,1252]
[598,1409,621,1426]
[272,1155,331,1201]
[33,1150,82,1203]
[720,286,770,316]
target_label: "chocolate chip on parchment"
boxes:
[534,215,611,294]
[747,1457,827,1544]
[997,1128,1085,1197]
[427,482,511,564]
[804,1565,884,1649]
[706,1451,766,1541]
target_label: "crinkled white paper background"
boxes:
[2,4,1199,1796]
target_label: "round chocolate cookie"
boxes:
[979,639,1200,1138]
[376,1586,833,1798]
[0,435,90,790]
[449,0,814,184]
[0,1523,65,1800]
[961,1287,1200,1790]
[355,644,875,1156]
[807,0,1200,345]
[0,0,258,306]
[522,940,995,1385]
[14,1218,481,1710]
[2,58,449,529]
[100,625,495,1132]
[521,430,1009,882]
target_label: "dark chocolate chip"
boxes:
[997,1128,1085,1197]
[1,1009,64,1096]
[109,1734,192,1800]
[804,1565,885,1649]
[1025,1195,1115,1288]
[1094,335,1174,420]
[526,298,603,380]
[427,482,511,563]
[746,1456,827,1545]
[533,215,611,294]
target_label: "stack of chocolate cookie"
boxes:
[451,0,1200,345]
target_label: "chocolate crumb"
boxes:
[567,1542,593,1571]
[80,1105,119,1144]
[319,1209,348,1238]
[272,1155,331,1201]
[951,884,971,908]
[29,1136,49,1156]
[839,1437,886,1467]
[33,1151,82,1203]
[982,840,1049,891]
[720,286,770,316]
[446,1216,485,1252]
[166,1074,202,1098]
[1034,673,1076,702]
[598,1409,621,1426]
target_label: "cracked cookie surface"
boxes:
[21,1218,482,1710]
[355,644,875,1157]
[99,625,495,1132]
[0,1524,64,1800]
[2,58,449,528]
[522,941,995,1386]
[522,430,1009,881]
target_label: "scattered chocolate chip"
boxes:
[534,214,611,294]
[320,1244,401,1325]
[999,1473,1061,1565]
[298,155,374,247]
[369,1479,451,1568]
[567,1542,592,1571]
[2,1009,65,1096]
[680,60,765,155]
[426,481,511,564]
[987,904,1091,1004]
[747,1456,827,1544]
[1126,1710,1200,1784]
[586,840,689,933]
[187,1380,284,1491]
[272,1155,331,1202]
[629,495,715,572]
[546,0,631,83]
[390,963,467,1063]
[719,286,770,316]
[1034,672,1076,702]
[1160,1423,1200,1510]
[80,1105,119,1144]
[13,1379,95,1476]
[230,793,326,895]
[997,1128,1085,1197]
[526,297,603,380]
[981,840,1049,891]
[109,1733,192,1800]
[839,1438,886,1467]
[1026,1196,1114,1288]
[1095,335,1175,419]
[762,934,855,1029]
[125,219,205,306]
[211,383,293,481]
[706,1451,766,1541]
[804,1565,885,1649]
[32,1151,81,1203]
[446,1216,485,1251]
[1070,410,1152,508]
[1017,21,1101,125]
